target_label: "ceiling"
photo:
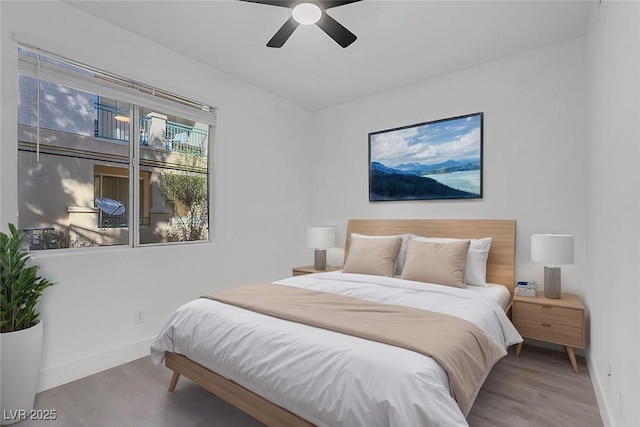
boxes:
[65,1,592,111]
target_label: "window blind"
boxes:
[17,43,217,126]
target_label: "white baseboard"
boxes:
[588,356,614,427]
[36,336,156,393]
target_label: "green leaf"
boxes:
[0,223,55,333]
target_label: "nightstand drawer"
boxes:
[514,318,583,348]
[515,301,582,328]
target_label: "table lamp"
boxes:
[307,227,335,270]
[531,234,574,299]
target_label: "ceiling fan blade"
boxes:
[237,0,298,7]
[316,13,357,48]
[267,16,300,48]
[317,0,362,10]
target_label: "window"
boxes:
[17,45,215,250]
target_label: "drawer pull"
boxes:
[541,305,552,309]
[541,323,552,327]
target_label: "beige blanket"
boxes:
[204,283,506,415]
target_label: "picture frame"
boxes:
[368,112,483,201]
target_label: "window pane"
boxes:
[138,107,209,244]
[18,74,130,249]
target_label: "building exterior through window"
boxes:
[17,47,213,250]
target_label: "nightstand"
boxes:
[292,265,341,276]
[513,292,585,373]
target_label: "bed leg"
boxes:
[168,371,180,392]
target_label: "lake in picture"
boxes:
[423,170,480,194]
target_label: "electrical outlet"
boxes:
[134,309,144,324]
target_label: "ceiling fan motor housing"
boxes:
[239,0,361,48]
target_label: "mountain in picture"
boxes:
[369,162,479,201]
[395,159,480,176]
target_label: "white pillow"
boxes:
[409,235,492,286]
[350,233,411,276]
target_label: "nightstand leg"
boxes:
[565,346,579,373]
[516,342,523,357]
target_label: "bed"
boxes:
[151,219,521,426]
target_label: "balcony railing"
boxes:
[139,117,207,155]
[166,121,207,155]
[95,103,129,142]
[98,212,151,229]
[95,103,207,155]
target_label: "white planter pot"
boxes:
[1,321,43,425]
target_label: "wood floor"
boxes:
[467,345,603,427]
[18,344,602,427]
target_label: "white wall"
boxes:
[585,2,640,426]
[0,1,313,391]
[311,38,588,295]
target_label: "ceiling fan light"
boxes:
[292,3,321,25]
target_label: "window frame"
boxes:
[17,44,216,250]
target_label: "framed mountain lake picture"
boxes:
[368,112,483,201]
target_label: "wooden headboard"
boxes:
[345,219,517,296]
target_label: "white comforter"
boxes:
[151,272,522,427]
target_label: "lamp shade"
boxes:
[307,227,335,249]
[531,234,574,265]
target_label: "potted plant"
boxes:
[1,224,54,425]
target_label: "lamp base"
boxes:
[314,249,327,270]
[544,266,562,299]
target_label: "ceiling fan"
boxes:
[239,1,362,48]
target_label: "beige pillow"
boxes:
[350,233,411,275]
[400,239,470,288]
[410,235,492,286]
[343,236,403,277]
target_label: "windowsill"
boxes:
[28,238,214,259]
